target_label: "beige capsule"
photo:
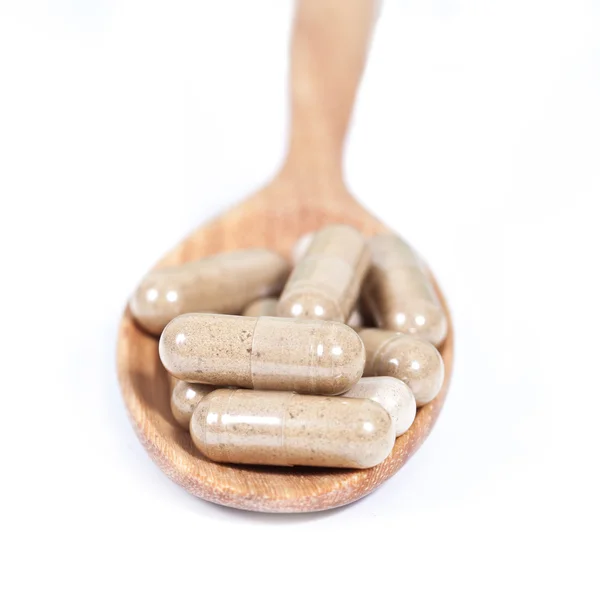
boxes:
[129,249,289,335]
[362,234,447,346]
[170,380,217,429]
[190,388,394,469]
[359,328,444,406]
[292,233,366,332]
[342,376,416,437]
[159,313,365,395]
[242,297,278,318]
[277,224,370,322]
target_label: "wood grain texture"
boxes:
[116,0,454,512]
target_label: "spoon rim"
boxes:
[116,265,453,513]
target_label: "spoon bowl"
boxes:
[116,0,453,512]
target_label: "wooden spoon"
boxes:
[117,0,453,513]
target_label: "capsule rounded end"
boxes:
[391,337,445,406]
[384,378,417,436]
[277,291,345,322]
[158,314,196,380]
[327,324,366,395]
[388,300,448,347]
[171,381,215,429]
[277,292,344,322]
[352,400,396,468]
[189,396,210,455]
[344,376,416,437]
[129,272,177,336]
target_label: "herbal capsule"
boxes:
[359,328,444,406]
[190,389,394,469]
[342,376,416,436]
[129,249,289,335]
[159,313,365,395]
[242,297,278,318]
[362,234,447,346]
[170,380,217,429]
[277,225,370,322]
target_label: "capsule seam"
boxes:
[221,388,236,464]
[248,317,262,390]
[308,322,325,395]
[326,321,338,392]
[280,391,295,466]
[200,391,211,453]
[281,282,345,322]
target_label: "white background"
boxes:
[1,1,599,598]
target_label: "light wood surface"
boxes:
[116,0,453,512]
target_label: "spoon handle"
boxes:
[285,0,379,179]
